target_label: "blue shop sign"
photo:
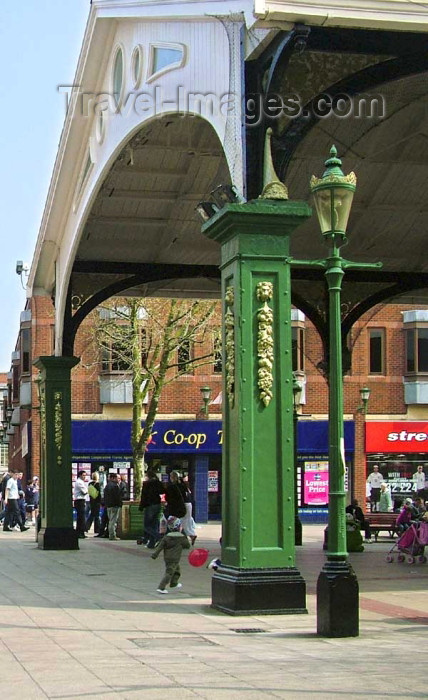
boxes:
[72,419,354,458]
[298,420,354,453]
[73,420,223,455]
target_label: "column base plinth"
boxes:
[38,527,79,550]
[211,565,307,615]
[317,560,359,637]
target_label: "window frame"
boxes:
[368,327,386,375]
[405,323,428,375]
[20,326,31,375]
[100,339,133,374]
[177,339,194,375]
[292,324,305,373]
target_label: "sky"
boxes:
[0,1,90,369]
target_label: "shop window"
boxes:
[405,327,428,373]
[21,328,31,374]
[292,326,305,372]
[213,334,222,374]
[369,328,385,374]
[366,454,428,508]
[178,340,193,374]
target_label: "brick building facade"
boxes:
[4,296,428,520]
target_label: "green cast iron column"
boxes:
[34,356,80,550]
[202,199,311,615]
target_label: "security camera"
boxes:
[15,261,29,276]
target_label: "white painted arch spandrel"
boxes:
[52,16,241,356]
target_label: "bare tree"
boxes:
[91,297,219,497]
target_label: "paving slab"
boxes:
[0,523,426,699]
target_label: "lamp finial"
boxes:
[259,128,289,200]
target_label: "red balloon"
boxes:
[188,548,209,567]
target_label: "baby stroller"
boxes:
[386,521,428,564]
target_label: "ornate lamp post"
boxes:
[309,146,381,637]
[200,385,212,418]
[293,374,303,546]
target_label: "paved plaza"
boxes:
[0,522,426,699]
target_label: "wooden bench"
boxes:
[366,512,397,541]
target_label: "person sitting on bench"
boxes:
[346,499,372,543]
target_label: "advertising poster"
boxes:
[304,461,329,505]
[208,470,219,492]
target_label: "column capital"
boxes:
[201,200,312,247]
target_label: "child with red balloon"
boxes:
[151,516,190,594]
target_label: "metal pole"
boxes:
[316,239,359,637]
[325,245,347,560]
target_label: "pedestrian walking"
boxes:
[0,469,12,523]
[86,472,101,534]
[151,516,190,594]
[73,470,88,539]
[164,470,186,519]
[3,471,30,532]
[103,473,122,540]
[25,476,39,525]
[138,469,165,548]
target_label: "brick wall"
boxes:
[7,294,428,497]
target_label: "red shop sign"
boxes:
[366,421,428,453]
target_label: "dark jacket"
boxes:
[346,504,365,528]
[25,485,39,507]
[139,478,165,509]
[151,531,190,563]
[165,483,186,518]
[103,481,122,508]
[178,481,191,504]
[1,474,10,500]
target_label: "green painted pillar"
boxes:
[34,356,80,550]
[202,199,311,614]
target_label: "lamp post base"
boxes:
[295,515,303,546]
[38,527,79,550]
[317,560,359,637]
[212,565,307,615]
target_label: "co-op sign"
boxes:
[149,420,223,453]
[366,422,428,453]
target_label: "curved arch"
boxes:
[342,279,428,337]
[274,51,428,177]
[55,112,230,358]
[63,263,220,355]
